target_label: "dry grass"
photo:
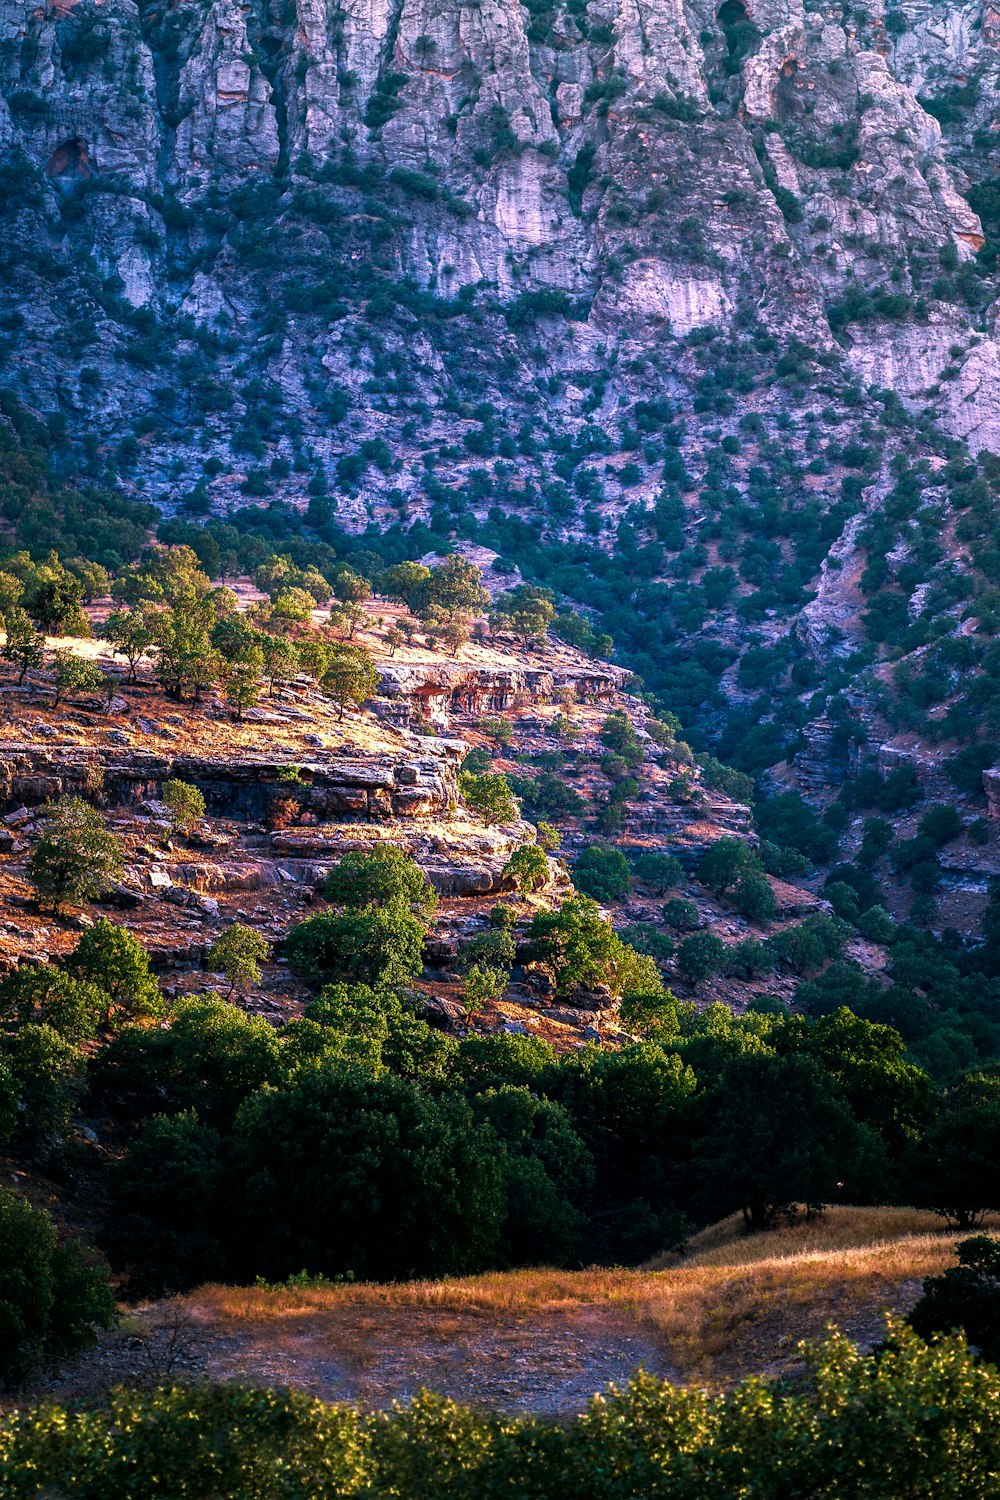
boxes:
[181,1207,991,1387]
[649,1204,984,1270]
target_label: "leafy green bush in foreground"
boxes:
[0,1323,996,1498]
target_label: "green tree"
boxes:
[526,897,656,1001]
[162,778,206,836]
[0,1187,115,1388]
[415,554,489,619]
[910,1073,1000,1229]
[207,924,270,997]
[333,568,372,606]
[2,606,44,685]
[286,902,426,988]
[23,555,89,636]
[222,1065,505,1284]
[573,845,631,902]
[0,1024,82,1145]
[675,929,726,986]
[50,649,104,707]
[732,870,778,922]
[324,847,437,920]
[459,771,519,826]
[502,843,549,895]
[490,584,555,646]
[463,963,507,1015]
[694,1051,860,1230]
[633,852,683,894]
[697,836,754,897]
[92,995,284,1127]
[28,797,124,911]
[910,1235,1000,1361]
[261,634,300,696]
[66,918,163,1024]
[383,560,432,607]
[153,603,220,702]
[321,642,379,720]
[0,967,107,1044]
[102,603,158,682]
[223,643,264,720]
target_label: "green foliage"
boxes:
[693,1051,860,1230]
[8,1325,1000,1495]
[662,897,701,932]
[459,771,519,826]
[910,1235,1000,1361]
[51,649,104,706]
[573,844,631,902]
[676,930,726,985]
[162,778,206,835]
[697,836,754,897]
[0,1188,114,1389]
[285,902,426,988]
[1,606,44,684]
[207,924,269,996]
[502,843,549,895]
[93,995,286,1130]
[910,1074,1000,1229]
[324,847,437,919]
[633,851,683,894]
[0,1023,81,1145]
[320,643,379,719]
[0,967,106,1044]
[526,897,659,1000]
[28,797,124,911]
[67,918,162,1023]
[490,584,555,644]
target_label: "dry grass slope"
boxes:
[185,1206,993,1389]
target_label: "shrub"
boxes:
[0,1188,115,1388]
[325,847,438,919]
[28,797,124,911]
[502,844,549,895]
[910,1235,1000,1361]
[632,852,683,894]
[65,919,162,1024]
[675,930,726,985]
[285,902,426,988]
[573,845,631,902]
[207,924,269,996]
[161,778,206,835]
[459,771,519,826]
[662,898,701,931]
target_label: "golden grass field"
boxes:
[182,1206,994,1387]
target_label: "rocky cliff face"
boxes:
[3,0,999,466]
[6,0,1000,919]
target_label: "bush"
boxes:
[0,1187,115,1387]
[285,902,426,988]
[162,779,206,835]
[459,772,519,826]
[502,844,549,895]
[632,852,683,894]
[676,930,726,986]
[662,897,701,931]
[9,1328,1000,1495]
[573,845,631,902]
[732,870,778,922]
[324,848,437,919]
[207,924,269,996]
[910,1235,1000,1362]
[66,919,162,1024]
[28,797,124,910]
